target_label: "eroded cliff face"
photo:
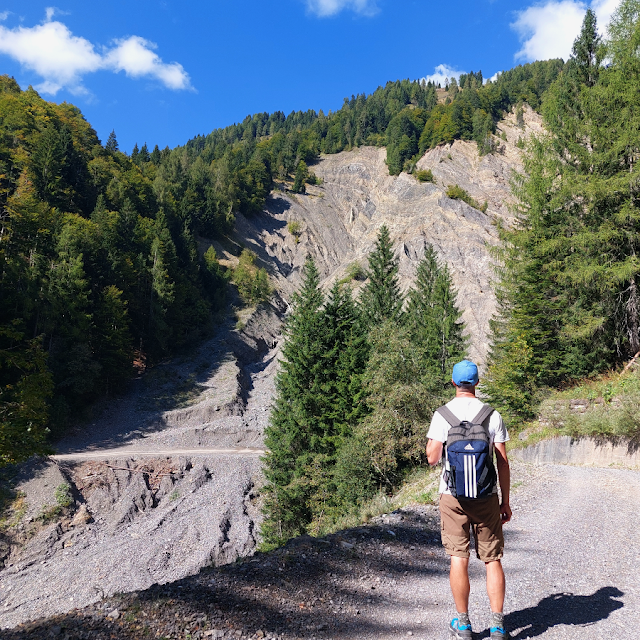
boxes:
[225,106,543,366]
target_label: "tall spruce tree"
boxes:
[262,257,326,543]
[485,4,640,419]
[359,225,403,327]
[263,260,373,542]
[405,243,467,386]
[568,9,601,87]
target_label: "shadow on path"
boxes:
[501,587,624,639]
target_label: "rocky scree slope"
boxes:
[223,105,542,365]
[0,297,284,629]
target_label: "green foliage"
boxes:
[231,249,271,304]
[262,260,370,543]
[0,328,53,465]
[385,108,429,175]
[55,482,72,508]
[359,225,404,327]
[414,169,435,183]
[472,110,496,155]
[342,262,367,283]
[287,220,302,240]
[356,321,440,488]
[291,161,308,194]
[0,78,229,459]
[263,237,467,546]
[445,184,485,211]
[486,6,640,420]
[405,243,468,383]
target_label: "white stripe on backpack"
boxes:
[464,455,477,498]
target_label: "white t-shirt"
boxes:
[426,397,509,495]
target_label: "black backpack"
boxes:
[436,403,497,499]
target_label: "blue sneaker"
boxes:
[449,615,473,640]
[490,612,507,639]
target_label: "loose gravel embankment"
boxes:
[3,461,638,639]
[0,299,284,630]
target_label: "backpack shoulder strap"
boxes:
[472,403,494,426]
[436,405,461,428]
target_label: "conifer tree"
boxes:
[405,244,467,386]
[291,160,308,193]
[105,130,119,152]
[485,4,640,418]
[262,262,370,542]
[568,8,601,87]
[263,257,325,543]
[359,225,403,327]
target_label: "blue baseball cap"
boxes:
[452,360,479,386]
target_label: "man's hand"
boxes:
[500,502,512,524]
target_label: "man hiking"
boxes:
[426,360,511,640]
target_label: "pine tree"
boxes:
[106,130,119,153]
[485,5,640,418]
[359,225,403,327]
[262,256,325,544]
[405,243,467,386]
[568,9,601,87]
[291,160,308,193]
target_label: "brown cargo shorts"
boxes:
[439,493,504,562]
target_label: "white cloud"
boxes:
[421,64,465,86]
[0,19,102,94]
[306,0,379,17]
[486,71,501,84]
[105,36,190,90]
[512,0,622,62]
[0,11,192,95]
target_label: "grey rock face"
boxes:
[230,106,541,366]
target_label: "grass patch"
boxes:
[0,489,27,531]
[317,466,440,537]
[287,220,302,243]
[509,367,640,450]
[445,184,488,212]
[338,262,367,285]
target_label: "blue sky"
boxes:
[0,0,621,153]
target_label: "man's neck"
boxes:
[455,387,476,399]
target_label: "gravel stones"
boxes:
[4,461,635,640]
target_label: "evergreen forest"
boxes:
[262,229,466,544]
[484,1,640,422]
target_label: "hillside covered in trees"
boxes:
[0,56,565,466]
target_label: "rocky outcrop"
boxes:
[225,106,542,366]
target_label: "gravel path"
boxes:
[51,448,266,461]
[4,460,638,639]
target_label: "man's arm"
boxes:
[494,442,512,523]
[426,439,443,466]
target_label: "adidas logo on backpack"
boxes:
[436,403,497,499]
